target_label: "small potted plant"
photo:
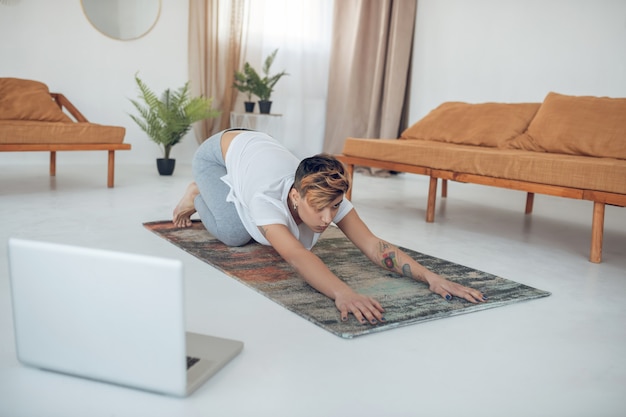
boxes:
[233,63,257,113]
[129,74,220,175]
[234,49,288,114]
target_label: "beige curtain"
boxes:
[188,0,248,143]
[323,0,417,154]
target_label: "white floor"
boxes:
[1,162,625,417]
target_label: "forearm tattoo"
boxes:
[378,241,413,278]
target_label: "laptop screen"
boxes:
[8,238,188,395]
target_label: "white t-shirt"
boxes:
[221,131,353,249]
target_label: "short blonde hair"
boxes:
[293,154,351,210]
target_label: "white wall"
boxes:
[1,0,625,167]
[410,0,626,122]
[0,0,195,166]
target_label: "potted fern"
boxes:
[233,63,257,113]
[129,74,220,175]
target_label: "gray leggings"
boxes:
[192,130,252,246]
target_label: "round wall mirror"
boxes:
[82,0,161,41]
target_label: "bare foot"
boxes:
[173,182,200,227]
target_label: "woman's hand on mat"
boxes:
[426,273,487,304]
[334,290,385,325]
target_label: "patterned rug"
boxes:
[144,220,550,338]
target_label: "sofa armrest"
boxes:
[51,93,89,123]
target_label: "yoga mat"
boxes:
[144,220,550,338]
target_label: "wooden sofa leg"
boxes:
[441,179,448,198]
[107,150,115,188]
[525,192,534,214]
[49,151,56,176]
[590,201,605,263]
[426,177,437,223]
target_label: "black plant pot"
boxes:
[244,101,256,113]
[258,100,272,114]
[157,158,176,176]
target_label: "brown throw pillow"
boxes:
[0,78,72,122]
[506,92,626,160]
[400,101,540,148]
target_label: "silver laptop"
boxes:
[7,238,243,397]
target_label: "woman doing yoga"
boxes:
[173,129,486,324]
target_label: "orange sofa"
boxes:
[0,78,130,187]
[337,92,626,263]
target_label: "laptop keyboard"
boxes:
[186,356,200,369]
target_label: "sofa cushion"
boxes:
[400,102,540,148]
[0,120,126,144]
[506,92,626,159]
[0,78,72,123]
[342,137,626,195]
